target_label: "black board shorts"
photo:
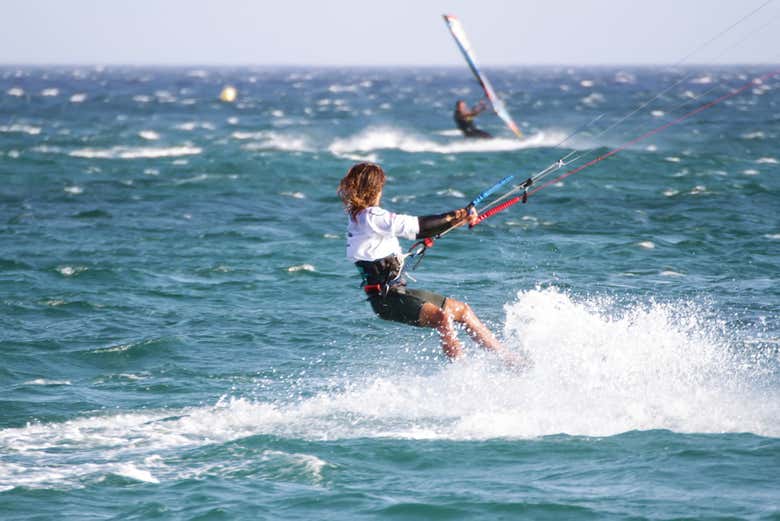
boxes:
[367,287,447,326]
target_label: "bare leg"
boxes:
[443,298,503,352]
[418,302,462,359]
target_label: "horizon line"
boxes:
[1,62,779,68]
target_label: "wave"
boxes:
[69,146,201,159]
[328,83,360,93]
[56,265,87,276]
[580,92,606,107]
[328,127,566,156]
[138,130,160,141]
[22,379,71,386]
[0,400,330,490]
[286,263,315,272]
[175,121,215,131]
[224,127,578,156]
[1,288,775,490]
[435,129,463,137]
[0,124,41,135]
[691,75,714,85]
[234,130,313,152]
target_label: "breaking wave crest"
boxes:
[69,146,202,159]
[328,127,566,156]
[219,127,585,156]
[233,130,313,152]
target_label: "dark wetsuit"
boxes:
[454,110,492,139]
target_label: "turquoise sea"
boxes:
[1,66,779,520]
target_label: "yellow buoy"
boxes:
[219,85,237,103]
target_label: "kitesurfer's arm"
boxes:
[417,205,477,238]
[460,102,487,119]
[470,100,488,116]
[364,207,419,240]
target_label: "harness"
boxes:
[356,254,406,297]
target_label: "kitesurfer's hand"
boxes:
[466,205,479,227]
[448,206,475,229]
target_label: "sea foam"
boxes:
[69,146,201,159]
[234,131,312,152]
[328,127,564,157]
[1,289,775,490]
[0,124,41,135]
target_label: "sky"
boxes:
[1,0,778,66]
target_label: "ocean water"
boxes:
[1,66,779,520]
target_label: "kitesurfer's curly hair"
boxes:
[338,162,387,221]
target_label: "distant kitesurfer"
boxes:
[454,99,492,139]
[338,162,509,360]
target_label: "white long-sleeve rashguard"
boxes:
[346,207,419,262]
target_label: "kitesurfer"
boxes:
[338,162,507,360]
[454,99,492,139]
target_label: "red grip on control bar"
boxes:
[470,195,522,227]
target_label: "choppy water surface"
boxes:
[1,66,779,520]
